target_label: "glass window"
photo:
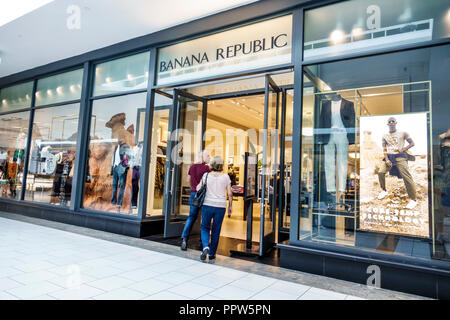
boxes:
[83,93,146,215]
[35,69,83,106]
[0,111,30,200]
[93,52,150,97]
[0,82,33,112]
[24,104,80,206]
[300,45,450,263]
[304,0,450,61]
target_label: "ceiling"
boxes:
[0,0,259,78]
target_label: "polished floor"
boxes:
[0,211,425,300]
[0,215,368,300]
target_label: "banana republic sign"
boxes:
[156,15,292,85]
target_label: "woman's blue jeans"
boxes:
[200,205,226,256]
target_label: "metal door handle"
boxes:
[170,168,174,194]
[257,171,262,202]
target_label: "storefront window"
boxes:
[146,92,172,217]
[35,69,83,106]
[0,82,33,112]
[0,111,30,200]
[24,104,80,206]
[304,0,450,61]
[300,45,450,262]
[93,52,150,97]
[83,93,146,215]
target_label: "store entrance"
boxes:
[148,71,293,258]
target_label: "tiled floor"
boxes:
[0,215,424,300]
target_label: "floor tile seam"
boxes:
[127,281,178,296]
[299,288,348,300]
[2,276,30,288]
[227,275,277,293]
[145,290,192,300]
[190,274,236,289]
[159,270,210,285]
[48,282,108,299]
[166,282,217,299]
[245,283,279,300]
[112,272,160,284]
[7,273,60,286]
[251,282,308,300]
[307,287,349,299]
[296,286,313,300]
[6,279,67,299]
[1,289,23,300]
[215,283,259,299]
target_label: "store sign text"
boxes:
[159,34,288,73]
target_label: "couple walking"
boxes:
[180,150,233,263]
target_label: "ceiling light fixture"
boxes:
[330,30,345,44]
[351,28,364,38]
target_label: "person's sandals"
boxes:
[200,247,209,261]
[180,238,187,251]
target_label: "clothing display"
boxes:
[154,157,165,197]
[324,130,349,193]
[111,142,131,207]
[131,166,140,208]
[318,97,355,145]
[318,97,355,195]
[111,164,128,207]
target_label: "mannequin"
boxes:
[318,93,355,209]
[111,141,131,210]
[130,142,143,209]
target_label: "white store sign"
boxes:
[156,15,292,85]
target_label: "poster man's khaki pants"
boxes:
[378,157,416,200]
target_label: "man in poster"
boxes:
[377,117,417,210]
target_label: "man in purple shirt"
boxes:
[181,150,210,250]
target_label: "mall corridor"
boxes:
[0,212,424,300]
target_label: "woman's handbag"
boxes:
[192,173,208,208]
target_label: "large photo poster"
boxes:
[359,113,429,238]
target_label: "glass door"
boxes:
[163,89,206,238]
[259,75,281,255]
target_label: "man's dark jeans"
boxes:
[181,192,200,240]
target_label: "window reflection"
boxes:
[93,52,150,96]
[25,104,80,206]
[35,69,83,106]
[0,112,30,199]
[0,82,33,112]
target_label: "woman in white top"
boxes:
[196,156,232,262]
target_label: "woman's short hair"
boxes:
[209,156,224,172]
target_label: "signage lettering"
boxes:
[159,33,288,73]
